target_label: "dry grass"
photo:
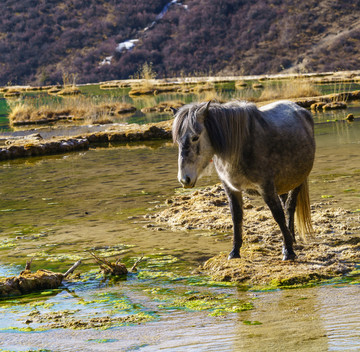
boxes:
[3,90,21,98]
[258,80,321,101]
[7,96,136,126]
[56,86,81,96]
[235,80,247,89]
[129,62,157,93]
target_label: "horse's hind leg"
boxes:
[280,186,301,242]
[223,183,243,259]
[283,186,302,242]
[261,182,296,260]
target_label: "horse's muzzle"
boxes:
[180,175,195,188]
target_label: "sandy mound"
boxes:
[147,185,360,286]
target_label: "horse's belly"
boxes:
[274,159,313,194]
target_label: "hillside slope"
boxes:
[0,0,359,85]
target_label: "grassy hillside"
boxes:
[1,0,359,85]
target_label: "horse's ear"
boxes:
[198,101,211,123]
[170,107,178,115]
[204,100,211,115]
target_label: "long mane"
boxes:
[173,100,267,158]
[172,102,206,141]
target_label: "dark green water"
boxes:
[0,98,9,130]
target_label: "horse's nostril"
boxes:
[181,176,191,185]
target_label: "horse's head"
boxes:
[172,101,214,188]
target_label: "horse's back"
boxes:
[256,101,315,193]
[259,100,314,135]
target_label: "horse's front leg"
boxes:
[223,183,243,259]
[261,182,296,261]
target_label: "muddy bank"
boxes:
[294,90,360,108]
[0,120,172,160]
[147,185,360,287]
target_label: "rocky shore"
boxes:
[0,120,172,160]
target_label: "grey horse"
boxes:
[172,100,315,260]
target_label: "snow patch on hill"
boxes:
[99,0,187,66]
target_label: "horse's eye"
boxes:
[192,136,199,143]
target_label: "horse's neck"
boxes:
[213,155,248,191]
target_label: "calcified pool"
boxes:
[0,108,359,351]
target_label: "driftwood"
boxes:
[0,260,82,298]
[90,252,144,275]
[130,255,144,272]
[89,252,128,276]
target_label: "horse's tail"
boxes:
[295,177,314,241]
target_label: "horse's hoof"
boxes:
[282,248,297,261]
[228,251,241,260]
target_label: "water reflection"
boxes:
[0,283,359,351]
[317,285,360,351]
[233,287,329,352]
[312,120,360,210]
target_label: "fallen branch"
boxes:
[130,255,144,272]
[0,260,82,298]
[89,252,128,276]
[64,260,82,278]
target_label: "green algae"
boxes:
[87,244,136,258]
[0,349,53,352]
[88,338,119,343]
[0,326,48,332]
[25,251,83,262]
[137,270,178,281]
[158,291,254,316]
[269,274,331,288]
[43,311,156,330]
[29,301,55,309]
[0,238,16,249]
[251,269,360,291]
[188,277,239,288]
[1,289,158,331]
[343,188,357,192]
[76,298,110,305]
[243,320,262,325]
[145,254,179,267]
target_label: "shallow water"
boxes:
[2,80,360,132]
[0,112,359,350]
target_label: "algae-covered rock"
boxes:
[310,102,327,111]
[0,261,81,298]
[0,269,63,298]
[323,102,347,110]
[346,114,355,121]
